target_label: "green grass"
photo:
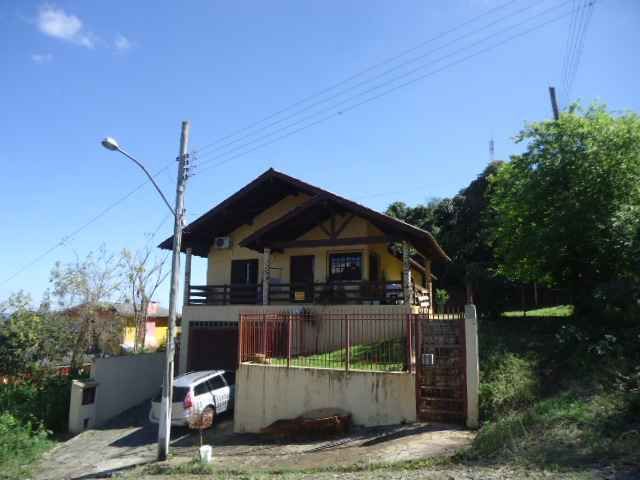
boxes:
[463,389,640,469]
[0,413,55,480]
[502,305,574,317]
[133,455,452,478]
[270,338,406,372]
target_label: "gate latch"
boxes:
[422,353,435,367]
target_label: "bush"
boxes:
[480,352,539,421]
[0,413,52,480]
[0,376,72,433]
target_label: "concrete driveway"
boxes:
[34,403,473,479]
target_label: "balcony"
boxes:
[187,281,430,307]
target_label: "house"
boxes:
[65,301,176,352]
[160,168,450,374]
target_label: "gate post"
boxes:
[464,304,479,428]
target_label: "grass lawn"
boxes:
[270,338,406,372]
[502,304,574,317]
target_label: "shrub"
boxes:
[480,352,539,420]
[0,413,52,480]
[0,376,72,433]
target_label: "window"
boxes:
[223,371,236,386]
[329,253,362,281]
[207,376,225,391]
[194,383,209,396]
[230,259,258,284]
[82,386,96,405]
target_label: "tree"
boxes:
[50,246,123,369]
[386,163,509,314]
[489,104,640,314]
[121,247,169,352]
[0,292,74,376]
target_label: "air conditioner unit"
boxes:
[213,237,232,249]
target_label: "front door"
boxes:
[230,259,258,304]
[290,256,314,302]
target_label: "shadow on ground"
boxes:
[34,402,473,479]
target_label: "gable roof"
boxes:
[159,168,449,262]
[239,193,449,262]
[158,168,321,256]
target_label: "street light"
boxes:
[100,121,190,461]
[101,137,175,216]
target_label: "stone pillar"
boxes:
[402,242,413,305]
[183,248,192,306]
[262,248,271,305]
[464,304,479,429]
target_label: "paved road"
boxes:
[34,403,473,479]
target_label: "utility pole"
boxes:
[548,86,560,120]
[158,120,190,461]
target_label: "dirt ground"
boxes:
[33,403,473,479]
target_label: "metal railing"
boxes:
[188,281,430,307]
[238,311,416,372]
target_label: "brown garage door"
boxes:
[187,321,239,372]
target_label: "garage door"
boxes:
[187,321,239,372]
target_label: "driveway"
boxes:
[34,402,473,479]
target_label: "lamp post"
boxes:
[101,121,190,460]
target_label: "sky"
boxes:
[1,0,638,308]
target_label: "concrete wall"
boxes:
[233,363,417,433]
[91,353,165,425]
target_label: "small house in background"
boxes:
[65,301,179,353]
[159,168,450,374]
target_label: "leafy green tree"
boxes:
[489,104,640,314]
[0,293,73,376]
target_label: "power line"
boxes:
[1,164,172,287]
[193,0,552,160]
[191,0,524,156]
[193,3,576,174]
[560,0,595,105]
[565,1,595,102]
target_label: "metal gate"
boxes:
[187,321,239,372]
[415,312,467,424]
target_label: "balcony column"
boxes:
[402,241,413,305]
[183,248,192,306]
[262,247,271,305]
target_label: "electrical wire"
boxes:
[193,0,557,161]
[1,164,172,286]
[193,4,577,174]
[191,0,524,155]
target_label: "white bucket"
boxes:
[199,445,212,464]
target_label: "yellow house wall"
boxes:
[206,195,429,285]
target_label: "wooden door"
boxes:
[230,259,258,304]
[290,256,314,302]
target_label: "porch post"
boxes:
[262,247,271,305]
[402,241,413,305]
[183,248,192,306]
[464,304,480,429]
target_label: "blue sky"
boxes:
[1,0,638,307]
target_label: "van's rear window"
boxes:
[153,387,189,402]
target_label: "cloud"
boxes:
[114,34,131,52]
[37,4,94,48]
[31,52,53,64]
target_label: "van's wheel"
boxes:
[202,405,216,429]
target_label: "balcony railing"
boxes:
[188,281,430,307]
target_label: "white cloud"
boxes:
[31,52,53,64]
[114,34,131,52]
[37,4,95,48]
